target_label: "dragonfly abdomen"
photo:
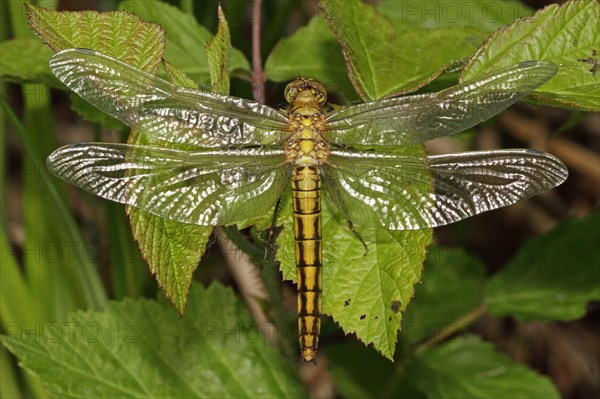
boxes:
[292,165,322,364]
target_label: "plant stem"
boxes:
[221,226,295,363]
[251,0,266,104]
[415,303,488,353]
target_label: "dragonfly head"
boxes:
[284,78,327,105]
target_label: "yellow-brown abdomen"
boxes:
[292,165,322,364]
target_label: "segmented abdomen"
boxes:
[292,165,322,364]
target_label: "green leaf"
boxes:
[0,39,56,86]
[484,210,600,321]
[408,337,560,399]
[26,4,165,71]
[321,0,487,100]
[2,283,306,399]
[379,0,532,31]
[162,59,199,89]
[462,0,600,111]
[0,220,40,325]
[119,0,250,84]
[127,203,211,315]
[205,4,231,95]
[277,193,432,360]
[402,247,486,345]
[26,4,166,130]
[264,17,357,101]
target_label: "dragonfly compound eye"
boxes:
[284,81,300,103]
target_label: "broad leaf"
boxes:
[278,192,432,360]
[485,210,600,321]
[119,0,250,84]
[2,283,306,398]
[401,247,486,345]
[462,0,600,111]
[407,337,560,398]
[0,39,56,87]
[264,17,356,100]
[321,0,487,100]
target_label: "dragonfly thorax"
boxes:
[285,79,330,166]
[285,108,329,166]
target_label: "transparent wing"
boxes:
[47,143,290,226]
[325,62,557,147]
[324,149,568,230]
[49,48,288,148]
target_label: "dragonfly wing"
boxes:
[326,62,557,147]
[49,48,288,147]
[325,149,568,230]
[47,143,290,226]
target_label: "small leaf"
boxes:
[264,17,357,100]
[408,337,560,398]
[402,247,486,345]
[485,210,600,321]
[0,39,56,87]
[119,0,249,84]
[321,0,487,100]
[2,283,306,398]
[205,5,231,95]
[278,192,432,360]
[462,0,600,111]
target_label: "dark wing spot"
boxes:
[360,314,366,320]
[344,299,351,307]
[391,300,402,313]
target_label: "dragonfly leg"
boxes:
[264,194,285,262]
[348,220,369,256]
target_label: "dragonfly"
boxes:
[47,48,568,364]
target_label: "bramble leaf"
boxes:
[485,210,600,321]
[462,0,600,111]
[2,283,306,398]
[407,337,560,398]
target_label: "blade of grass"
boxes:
[0,219,40,325]
[0,346,22,399]
[9,0,105,317]
[1,99,107,310]
[21,81,80,321]
[0,219,46,399]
